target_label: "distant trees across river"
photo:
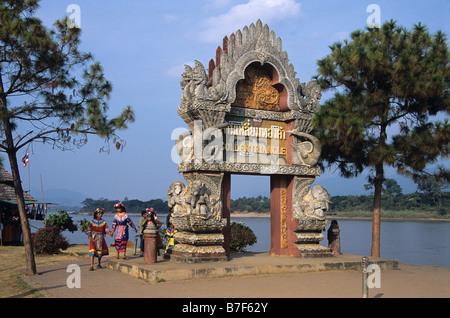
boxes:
[80,186,448,217]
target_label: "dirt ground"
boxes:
[135,263,450,298]
[4,244,448,299]
[22,254,450,299]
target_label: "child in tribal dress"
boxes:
[112,203,137,259]
[86,208,113,271]
[165,222,178,251]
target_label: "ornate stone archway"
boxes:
[167,20,332,263]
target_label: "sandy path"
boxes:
[141,263,449,298]
[25,255,449,298]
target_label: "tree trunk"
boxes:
[0,99,37,274]
[6,149,37,274]
[371,165,383,258]
[371,163,383,257]
[371,114,388,258]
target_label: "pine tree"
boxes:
[312,20,449,257]
[0,0,134,274]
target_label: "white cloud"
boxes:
[199,0,301,43]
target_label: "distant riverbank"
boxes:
[231,211,270,218]
[230,210,450,221]
[72,210,449,221]
[328,216,450,222]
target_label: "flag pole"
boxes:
[27,157,30,194]
[40,174,47,222]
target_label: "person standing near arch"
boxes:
[327,220,341,255]
[112,203,137,259]
[86,208,112,270]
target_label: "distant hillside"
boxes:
[81,197,170,214]
[30,188,87,208]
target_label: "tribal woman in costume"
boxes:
[112,203,137,259]
[86,208,113,271]
[145,208,163,254]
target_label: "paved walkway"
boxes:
[20,251,450,299]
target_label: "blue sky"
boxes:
[7,0,449,202]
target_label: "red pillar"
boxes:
[221,173,231,259]
[270,175,280,255]
[270,175,300,257]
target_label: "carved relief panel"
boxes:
[233,63,281,111]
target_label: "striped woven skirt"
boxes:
[114,225,129,252]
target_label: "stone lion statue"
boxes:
[299,185,331,220]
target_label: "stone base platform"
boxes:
[295,244,335,258]
[170,250,228,263]
[106,252,398,283]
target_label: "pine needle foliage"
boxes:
[312,20,449,256]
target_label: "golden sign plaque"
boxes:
[223,115,287,165]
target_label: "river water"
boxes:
[30,214,450,268]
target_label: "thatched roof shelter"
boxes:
[0,167,37,203]
[0,167,39,245]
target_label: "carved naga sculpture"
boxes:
[289,129,322,166]
[299,81,322,112]
[180,65,194,106]
[180,60,227,108]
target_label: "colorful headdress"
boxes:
[114,202,125,209]
[146,208,155,215]
[95,208,105,213]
